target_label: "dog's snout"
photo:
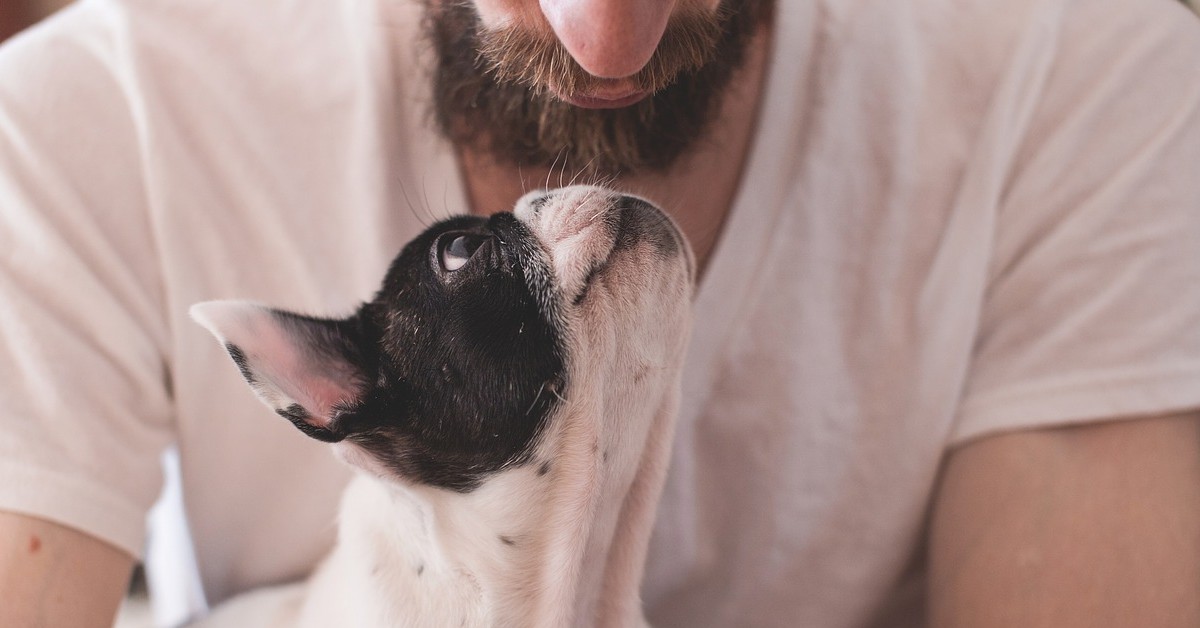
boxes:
[514,185,693,304]
[613,195,683,260]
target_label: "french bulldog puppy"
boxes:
[190,185,694,627]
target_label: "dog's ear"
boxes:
[190,301,371,442]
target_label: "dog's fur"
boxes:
[190,185,694,627]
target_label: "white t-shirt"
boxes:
[1,0,1198,626]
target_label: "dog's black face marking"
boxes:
[196,187,693,497]
[311,213,567,491]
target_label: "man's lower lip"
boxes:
[560,90,651,109]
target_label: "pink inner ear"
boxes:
[255,327,359,428]
[191,301,362,427]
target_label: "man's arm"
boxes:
[0,511,134,628]
[929,411,1200,627]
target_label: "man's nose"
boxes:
[539,0,676,78]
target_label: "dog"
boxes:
[189,185,695,627]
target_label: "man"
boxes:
[1,0,1198,626]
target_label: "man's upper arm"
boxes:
[0,5,173,624]
[0,511,134,628]
[0,1,172,555]
[929,412,1200,627]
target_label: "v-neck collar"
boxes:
[677,0,818,428]
[405,0,819,430]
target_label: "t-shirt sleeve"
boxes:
[0,5,174,557]
[951,0,1200,446]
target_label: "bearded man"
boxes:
[1,1,1198,627]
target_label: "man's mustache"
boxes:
[475,3,725,98]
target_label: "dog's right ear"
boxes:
[190,301,371,442]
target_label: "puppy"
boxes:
[190,185,695,627]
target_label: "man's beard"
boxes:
[426,0,769,178]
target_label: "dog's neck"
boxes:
[332,468,579,627]
[328,368,677,628]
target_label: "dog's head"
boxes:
[192,185,694,494]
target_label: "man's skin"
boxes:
[2,1,1199,626]
[0,512,132,627]
[930,413,1200,627]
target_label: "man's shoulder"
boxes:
[0,0,405,124]
[0,0,429,193]
[798,0,1053,117]
[814,0,1196,87]
[798,0,1199,151]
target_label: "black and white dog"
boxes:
[190,185,694,627]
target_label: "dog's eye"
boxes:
[439,234,487,272]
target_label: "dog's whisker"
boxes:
[582,187,610,223]
[419,180,437,224]
[569,154,600,187]
[584,172,607,189]
[397,178,431,228]
[546,147,567,190]
[441,183,454,221]
[526,381,547,416]
[576,185,600,210]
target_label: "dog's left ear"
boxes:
[190,301,371,442]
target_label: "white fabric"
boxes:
[1,0,1198,626]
